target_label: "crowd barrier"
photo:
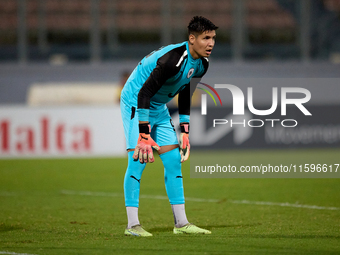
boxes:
[1,105,339,158]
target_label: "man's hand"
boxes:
[132,123,160,163]
[179,123,190,163]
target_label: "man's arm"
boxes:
[177,81,196,163]
[137,51,182,123]
[177,58,209,162]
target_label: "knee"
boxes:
[160,148,181,174]
[126,151,146,179]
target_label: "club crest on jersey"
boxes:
[187,68,195,78]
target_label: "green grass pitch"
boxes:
[0,148,339,255]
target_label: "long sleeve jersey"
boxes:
[120,41,209,123]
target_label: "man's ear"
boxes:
[189,34,196,45]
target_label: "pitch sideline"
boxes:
[60,190,340,211]
[0,251,38,255]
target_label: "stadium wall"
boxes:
[1,104,340,158]
[1,62,340,158]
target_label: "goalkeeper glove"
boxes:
[179,123,190,163]
[132,123,160,163]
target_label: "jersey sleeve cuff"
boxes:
[179,114,190,124]
[137,108,150,122]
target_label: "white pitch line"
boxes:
[0,252,38,255]
[60,190,220,203]
[229,200,340,211]
[61,190,121,198]
[60,190,340,211]
[0,191,16,196]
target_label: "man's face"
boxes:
[189,30,216,59]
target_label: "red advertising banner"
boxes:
[0,106,125,158]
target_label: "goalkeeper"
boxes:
[120,16,218,237]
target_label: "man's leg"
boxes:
[158,145,211,234]
[124,150,146,226]
[152,109,210,234]
[123,150,153,237]
[159,145,189,228]
[120,101,152,236]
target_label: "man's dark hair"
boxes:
[188,16,218,36]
